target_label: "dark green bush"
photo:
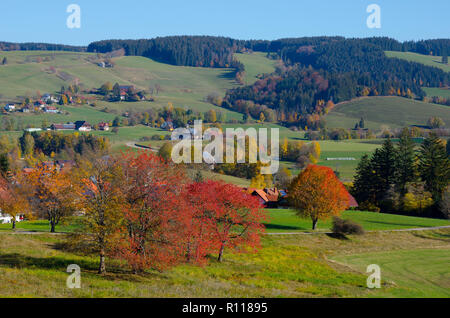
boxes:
[332,217,365,235]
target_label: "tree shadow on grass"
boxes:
[263,223,305,231]
[0,253,97,271]
[364,220,433,228]
[326,233,349,240]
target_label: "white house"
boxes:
[0,212,22,224]
[4,104,15,112]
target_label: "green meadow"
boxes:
[234,52,277,85]
[385,51,450,73]
[325,96,450,129]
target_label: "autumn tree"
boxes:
[0,173,31,229]
[116,151,188,272]
[289,165,350,230]
[72,156,125,274]
[186,181,266,262]
[28,165,78,233]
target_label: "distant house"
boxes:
[44,106,58,113]
[42,94,58,103]
[51,123,76,131]
[75,121,92,132]
[4,104,15,112]
[247,188,287,208]
[98,122,109,131]
[0,212,23,224]
[97,61,106,68]
[24,128,42,132]
[21,107,31,113]
[35,100,46,109]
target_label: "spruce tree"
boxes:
[352,154,375,204]
[394,129,417,198]
[371,139,397,202]
[418,134,450,201]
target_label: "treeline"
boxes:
[19,131,110,159]
[87,36,246,68]
[0,41,86,52]
[352,132,450,218]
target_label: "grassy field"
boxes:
[423,87,450,98]
[0,226,448,297]
[3,209,449,234]
[234,52,277,85]
[332,248,450,297]
[385,51,450,73]
[325,96,450,129]
[0,50,244,122]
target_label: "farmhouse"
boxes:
[247,188,288,208]
[44,106,58,113]
[51,123,76,131]
[75,121,92,132]
[4,104,15,112]
[98,122,109,131]
[35,100,46,108]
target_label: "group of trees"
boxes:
[19,131,110,162]
[98,82,145,102]
[352,132,450,217]
[281,139,321,169]
[87,36,246,69]
[0,152,266,274]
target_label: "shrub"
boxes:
[358,201,380,212]
[332,217,365,235]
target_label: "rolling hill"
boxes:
[325,96,450,129]
[385,51,450,73]
[0,50,248,123]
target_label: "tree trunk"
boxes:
[218,243,225,262]
[12,219,16,230]
[50,221,55,233]
[312,218,318,230]
[98,249,106,275]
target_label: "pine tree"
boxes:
[371,139,397,202]
[394,129,417,198]
[352,154,375,204]
[418,134,450,201]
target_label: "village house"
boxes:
[34,100,46,109]
[42,94,58,104]
[98,122,109,131]
[4,104,16,112]
[161,120,174,131]
[75,121,92,132]
[51,123,76,131]
[44,106,58,113]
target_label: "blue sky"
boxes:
[0,0,448,45]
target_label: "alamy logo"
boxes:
[366,4,381,29]
[66,264,81,289]
[66,4,81,29]
[171,121,279,174]
[366,264,381,288]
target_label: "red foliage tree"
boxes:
[185,180,267,262]
[116,151,190,273]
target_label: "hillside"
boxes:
[385,51,450,73]
[325,96,450,129]
[234,52,277,85]
[0,50,245,123]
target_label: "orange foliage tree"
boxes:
[27,165,78,233]
[288,165,349,230]
[0,173,32,229]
